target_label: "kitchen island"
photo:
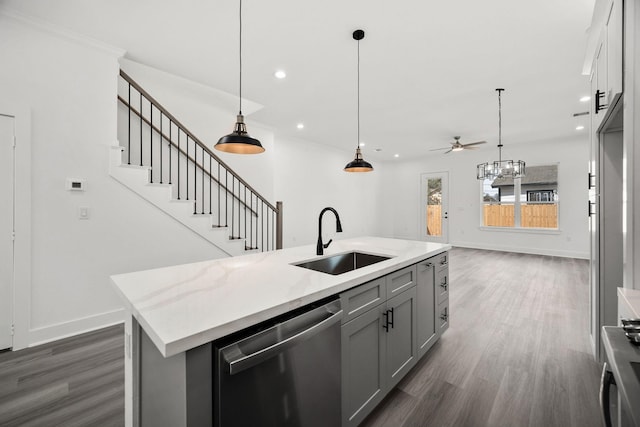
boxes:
[111,236,451,427]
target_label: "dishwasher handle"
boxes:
[600,362,616,427]
[224,305,343,375]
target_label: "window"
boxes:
[481,164,558,229]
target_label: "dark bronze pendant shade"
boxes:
[216,114,264,154]
[214,0,264,155]
[344,147,373,172]
[344,29,373,173]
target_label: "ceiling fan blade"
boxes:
[429,147,451,151]
[443,148,453,154]
[462,141,487,147]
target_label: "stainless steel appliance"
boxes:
[214,298,342,427]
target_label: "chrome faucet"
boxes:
[317,207,343,255]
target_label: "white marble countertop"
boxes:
[110,236,450,357]
[618,287,640,318]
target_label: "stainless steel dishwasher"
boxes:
[214,298,342,427]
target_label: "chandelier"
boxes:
[476,88,525,180]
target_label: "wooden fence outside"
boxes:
[427,205,442,236]
[483,203,557,228]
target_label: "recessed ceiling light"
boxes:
[274,70,287,79]
[576,125,585,131]
[394,154,399,158]
[296,123,304,129]
[580,96,591,102]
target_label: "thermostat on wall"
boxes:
[66,178,85,191]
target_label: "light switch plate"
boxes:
[78,207,89,220]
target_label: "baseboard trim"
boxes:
[451,241,589,260]
[24,308,125,349]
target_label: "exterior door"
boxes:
[0,114,14,350]
[421,172,449,243]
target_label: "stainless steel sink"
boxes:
[294,251,391,275]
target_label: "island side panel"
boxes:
[139,323,188,427]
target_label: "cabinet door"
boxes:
[385,287,417,390]
[341,304,387,427]
[606,0,622,97]
[340,277,386,324]
[593,35,607,130]
[436,267,449,305]
[438,300,450,335]
[386,265,416,298]
[416,260,437,359]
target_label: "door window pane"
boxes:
[426,178,442,236]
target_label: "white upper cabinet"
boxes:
[588,0,623,130]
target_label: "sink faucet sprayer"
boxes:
[317,207,343,255]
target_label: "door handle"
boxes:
[600,363,616,427]
[223,305,343,375]
[595,89,608,114]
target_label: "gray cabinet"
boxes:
[341,304,387,427]
[341,251,449,426]
[341,267,417,427]
[416,260,437,359]
[385,286,417,389]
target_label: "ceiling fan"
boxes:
[430,136,487,154]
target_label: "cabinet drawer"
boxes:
[436,268,449,305]
[434,251,449,272]
[438,300,449,335]
[340,277,386,324]
[386,265,417,298]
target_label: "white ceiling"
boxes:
[1,0,595,161]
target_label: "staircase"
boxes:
[111,70,282,257]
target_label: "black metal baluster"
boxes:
[159,112,163,184]
[244,186,247,244]
[266,204,269,251]
[249,193,253,249]
[209,156,213,216]
[177,129,180,200]
[139,92,143,167]
[261,201,264,252]
[225,170,228,228]
[150,102,153,183]
[127,83,131,165]
[186,136,189,201]
[217,163,220,225]
[201,148,204,214]
[168,122,172,185]
[231,176,235,238]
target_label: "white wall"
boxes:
[274,135,393,248]
[386,137,590,258]
[0,15,229,348]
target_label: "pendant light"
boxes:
[215,0,264,154]
[476,88,525,180]
[344,29,373,172]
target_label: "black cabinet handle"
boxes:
[382,311,389,332]
[440,277,448,290]
[588,173,595,190]
[588,201,596,217]
[388,308,394,329]
[595,89,608,114]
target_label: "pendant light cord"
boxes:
[497,88,503,163]
[239,0,243,115]
[357,37,360,149]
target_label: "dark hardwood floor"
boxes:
[0,247,601,427]
[0,323,124,426]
